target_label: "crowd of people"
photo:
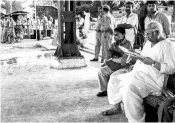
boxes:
[0,13,55,44]
[90,1,174,122]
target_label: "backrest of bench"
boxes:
[167,73,175,95]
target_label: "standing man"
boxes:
[8,15,16,44]
[100,5,116,62]
[2,15,10,43]
[90,7,104,63]
[26,18,32,39]
[84,9,90,37]
[137,0,147,31]
[35,16,41,41]
[0,16,5,42]
[118,1,138,47]
[145,0,171,38]
[42,14,48,38]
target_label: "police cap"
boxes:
[102,5,110,11]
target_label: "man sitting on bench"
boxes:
[96,27,132,97]
[101,21,175,122]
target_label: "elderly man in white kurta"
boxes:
[101,21,175,122]
[118,1,138,47]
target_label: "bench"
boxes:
[144,73,175,122]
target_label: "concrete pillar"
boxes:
[57,0,62,46]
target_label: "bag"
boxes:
[105,60,123,71]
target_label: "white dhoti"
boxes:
[108,71,162,122]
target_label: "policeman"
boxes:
[90,7,104,63]
[100,5,116,62]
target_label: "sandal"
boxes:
[102,105,122,116]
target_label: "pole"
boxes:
[54,0,62,56]
[57,0,62,46]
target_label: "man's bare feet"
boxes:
[102,103,122,116]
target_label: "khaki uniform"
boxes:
[100,13,115,60]
[95,14,104,59]
[8,20,16,43]
[2,19,9,43]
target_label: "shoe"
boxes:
[96,91,107,97]
[101,63,105,67]
[90,58,98,62]
[101,59,104,63]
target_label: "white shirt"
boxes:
[84,12,90,30]
[120,12,138,46]
[78,17,84,27]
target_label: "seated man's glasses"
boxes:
[145,31,155,37]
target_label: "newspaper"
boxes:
[118,46,144,59]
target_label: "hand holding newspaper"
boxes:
[118,46,144,58]
[118,46,144,63]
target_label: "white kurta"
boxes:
[84,12,90,30]
[108,39,175,122]
[120,13,138,46]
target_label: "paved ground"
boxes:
[0,38,127,122]
[1,30,175,122]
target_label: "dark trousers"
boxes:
[47,30,51,37]
[33,30,41,40]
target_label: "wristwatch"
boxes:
[151,61,156,67]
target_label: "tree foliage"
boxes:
[76,0,125,18]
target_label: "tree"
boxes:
[76,0,126,18]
